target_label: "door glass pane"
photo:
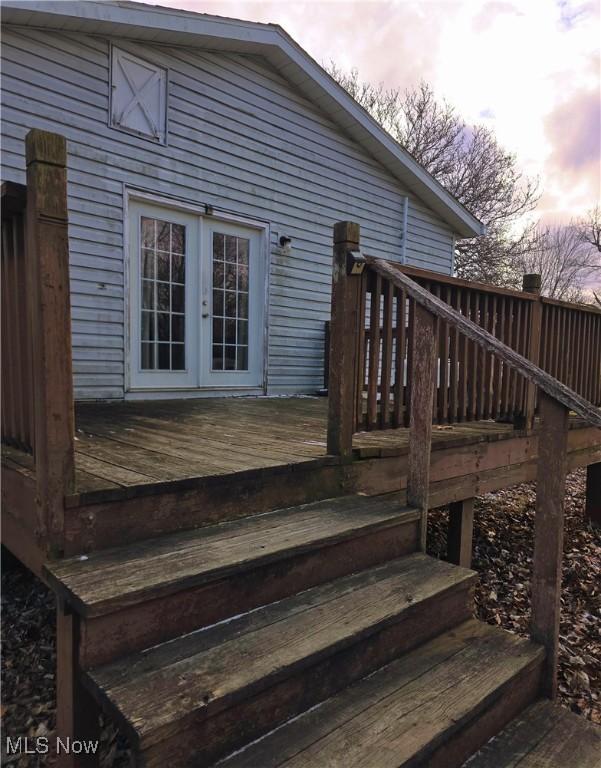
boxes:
[211,232,250,371]
[139,216,186,371]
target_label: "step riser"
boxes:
[135,582,475,768]
[79,518,421,667]
[425,657,543,768]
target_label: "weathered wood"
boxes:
[53,413,599,555]
[407,303,437,549]
[323,320,330,389]
[327,222,362,457]
[47,496,421,618]
[217,619,543,768]
[25,128,75,549]
[516,274,542,430]
[531,392,569,699]
[78,521,420,667]
[56,600,101,767]
[83,555,475,765]
[366,256,601,427]
[465,699,601,768]
[380,280,394,427]
[585,462,601,526]
[447,497,474,568]
[366,275,382,429]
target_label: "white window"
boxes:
[111,47,167,143]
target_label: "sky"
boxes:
[138,0,600,226]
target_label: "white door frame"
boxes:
[124,190,269,395]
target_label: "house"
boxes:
[1,0,483,401]
[2,4,601,768]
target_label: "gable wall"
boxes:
[1,26,455,399]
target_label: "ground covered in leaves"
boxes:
[0,550,129,768]
[1,470,599,767]
[428,468,600,724]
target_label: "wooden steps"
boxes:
[464,699,601,768]
[81,554,477,768]
[45,495,421,665]
[216,620,544,768]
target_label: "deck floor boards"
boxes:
[2,396,589,496]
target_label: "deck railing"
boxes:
[327,255,601,432]
[1,182,34,453]
[326,220,601,699]
[540,297,601,405]
[1,129,75,546]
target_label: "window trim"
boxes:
[124,190,270,394]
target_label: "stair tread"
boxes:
[217,619,544,768]
[84,553,475,749]
[463,699,601,768]
[45,495,420,616]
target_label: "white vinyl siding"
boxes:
[1,26,455,399]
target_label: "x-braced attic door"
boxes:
[111,46,167,143]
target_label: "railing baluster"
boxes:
[458,288,469,422]
[355,272,368,431]
[393,288,406,428]
[439,285,450,423]
[367,272,382,430]
[448,287,459,424]
[491,295,505,420]
[380,280,394,428]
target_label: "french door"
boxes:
[129,201,265,391]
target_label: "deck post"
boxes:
[447,498,475,568]
[515,273,542,430]
[25,129,75,551]
[407,304,437,549]
[327,221,362,458]
[585,462,601,526]
[56,600,101,767]
[531,391,569,699]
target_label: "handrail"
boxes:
[366,256,601,428]
[399,263,540,301]
[328,220,601,703]
[399,262,601,314]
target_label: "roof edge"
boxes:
[2,0,485,238]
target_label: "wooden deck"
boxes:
[72,397,532,491]
[3,395,599,561]
[5,395,527,494]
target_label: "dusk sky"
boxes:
[140,0,600,227]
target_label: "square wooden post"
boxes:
[327,221,362,458]
[56,600,101,767]
[407,304,437,550]
[25,129,75,552]
[447,498,475,568]
[515,274,542,431]
[585,462,601,526]
[531,391,569,699]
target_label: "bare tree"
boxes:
[516,218,601,303]
[577,204,601,253]
[327,66,540,285]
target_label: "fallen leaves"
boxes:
[0,551,132,767]
[428,468,601,724]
